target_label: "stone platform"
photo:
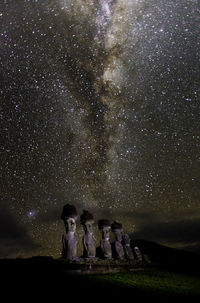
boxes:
[59,258,151,275]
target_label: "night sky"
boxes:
[1,0,200,258]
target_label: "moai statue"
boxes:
[122,234,134,260]
[80,210,96,259]
[143,254,151,264]
[134,246,143,261]
[61,204,78,260]
[98,219,112,259]
[111,221,125,260]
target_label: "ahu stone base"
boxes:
[59,258,151,275]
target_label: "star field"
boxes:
[1,0,200,257]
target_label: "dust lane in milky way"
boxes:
[1,0,200,257]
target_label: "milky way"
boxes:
[1,0,200,257]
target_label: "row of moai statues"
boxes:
[61,204,143,261]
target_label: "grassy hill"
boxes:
[1,241,200,301]
[131,239,200,274]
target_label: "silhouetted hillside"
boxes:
[131,239,200,275]
[1,241,200,280]
[1,246,200,301]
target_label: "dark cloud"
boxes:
[130,209,200,252]
[0,205,38,258]
[92,207,200,253]
[36,206,61,224]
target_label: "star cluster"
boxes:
[1,0,200,257]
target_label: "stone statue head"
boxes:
[111,221,122,231]
[84,220,94,234]
[61,204,78,232]
[111,221,123,241]
[80,210,94,234]
[98,219,111,239]
[65,217,77,233]
[123,233,131,245]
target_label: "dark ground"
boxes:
[1,240,200,301]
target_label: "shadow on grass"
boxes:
[87,270,200,300]
[1,256,200,301]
